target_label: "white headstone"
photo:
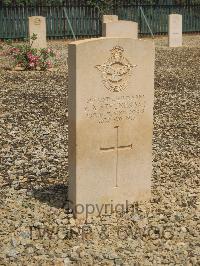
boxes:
[29,16,47,49]
[102,15,118,23]
[168,14,182,47]
[68,37,154,218]
[102,21,138,39]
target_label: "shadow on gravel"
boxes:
[32,184,69,209]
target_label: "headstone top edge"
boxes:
[102,15,118,19]
[29,16,45,19]
[68,37,154,47]
[169,13,182,16]
[104,20,138,25]
[102,15,118,17]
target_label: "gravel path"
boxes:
[0,35,199,265]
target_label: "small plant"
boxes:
[4,34,58,71]
[38,47,57,70]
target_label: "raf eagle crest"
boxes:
[96,46,137,92]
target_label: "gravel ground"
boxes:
[0,35,199,265]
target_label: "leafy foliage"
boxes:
[86,0,200,13]
[1,0,199,5]
[87,0,199,4]
[1,0,63,5]
[86,0,113,14]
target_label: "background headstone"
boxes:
[29,16,47,49]
[102,15,118,23]
[68,37,154,217]
[168,14,182,47]
[102,21,138,39]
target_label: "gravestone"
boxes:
[168,14,182,47]
[29,16,47,49]
[102,15,118,23]
[102,21,138,39]
[68,37,154,217]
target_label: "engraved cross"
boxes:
[100,126,133,188]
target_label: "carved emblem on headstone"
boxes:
[34,18,41,25]
[96,46,137,92]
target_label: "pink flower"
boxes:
[27,53,39,63]
[29,62,35,67]
[46,61,52,68]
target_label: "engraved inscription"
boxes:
[96,46,137,93]
[85,95,145,123]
